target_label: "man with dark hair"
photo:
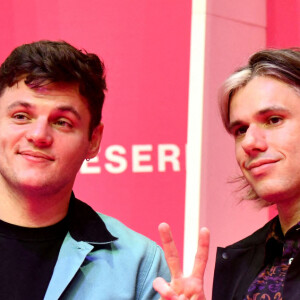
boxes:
[154,48,300,300]
[0,40,170,299]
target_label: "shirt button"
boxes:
[222,252,229,259]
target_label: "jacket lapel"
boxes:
[212,218,277,300]
[213,243,265,299]
[44,233,94,300]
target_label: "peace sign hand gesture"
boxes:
[153,223,210,300]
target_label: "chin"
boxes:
[14,177,55,193]
[19,182,52,192]
[257,188,289,204]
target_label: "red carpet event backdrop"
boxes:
[0,0,299,298]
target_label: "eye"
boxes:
[267,116,283,125]
[54,118,73,129]
[12,112,30,123]
[233,125,248,137]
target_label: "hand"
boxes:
[153,223,210,300]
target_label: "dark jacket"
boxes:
[212,217,300,300]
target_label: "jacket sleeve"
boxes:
[137,243,171,300]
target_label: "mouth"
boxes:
[245,158,279,170]
[243,158,280,177]
[18,150,55,161]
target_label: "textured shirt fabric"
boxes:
[212,216,300,300]
[244,219,300,300]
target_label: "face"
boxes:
[0,80,102,196]
[229,76,300,204]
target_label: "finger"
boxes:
[192,227,210,279]
[158,223,182,279]
[153,277,179,300]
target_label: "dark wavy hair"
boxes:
[0,40,106,138]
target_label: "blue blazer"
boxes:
[43,196,170,299]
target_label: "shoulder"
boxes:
[98,212,170,274]
[226,216,278,249]
[212,218,277,300]
[71,195,162,255]
[98,212,146,239]
[97,213,171,298]
[98,212,162,254]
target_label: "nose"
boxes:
[25,118,53,148]
[241,124,267,156]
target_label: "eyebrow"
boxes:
[228,105,291,132]
[7,101,32,111]
[256,105,290,115]
[56,106,82,121]
[7,101,82,121]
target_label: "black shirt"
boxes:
[0,214,68,299]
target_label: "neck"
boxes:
[277,198,300,235]
[0,182,71,228]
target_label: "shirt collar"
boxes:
[67,192,117,244]
[266,216,283,243]
[264,216,300,265]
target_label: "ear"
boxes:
[86,123,103,159]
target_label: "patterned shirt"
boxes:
[244,219,300,300]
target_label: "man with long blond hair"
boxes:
[155,48,300,300]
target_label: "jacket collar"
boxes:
[226,216,279,250]
[67,192,117,244]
